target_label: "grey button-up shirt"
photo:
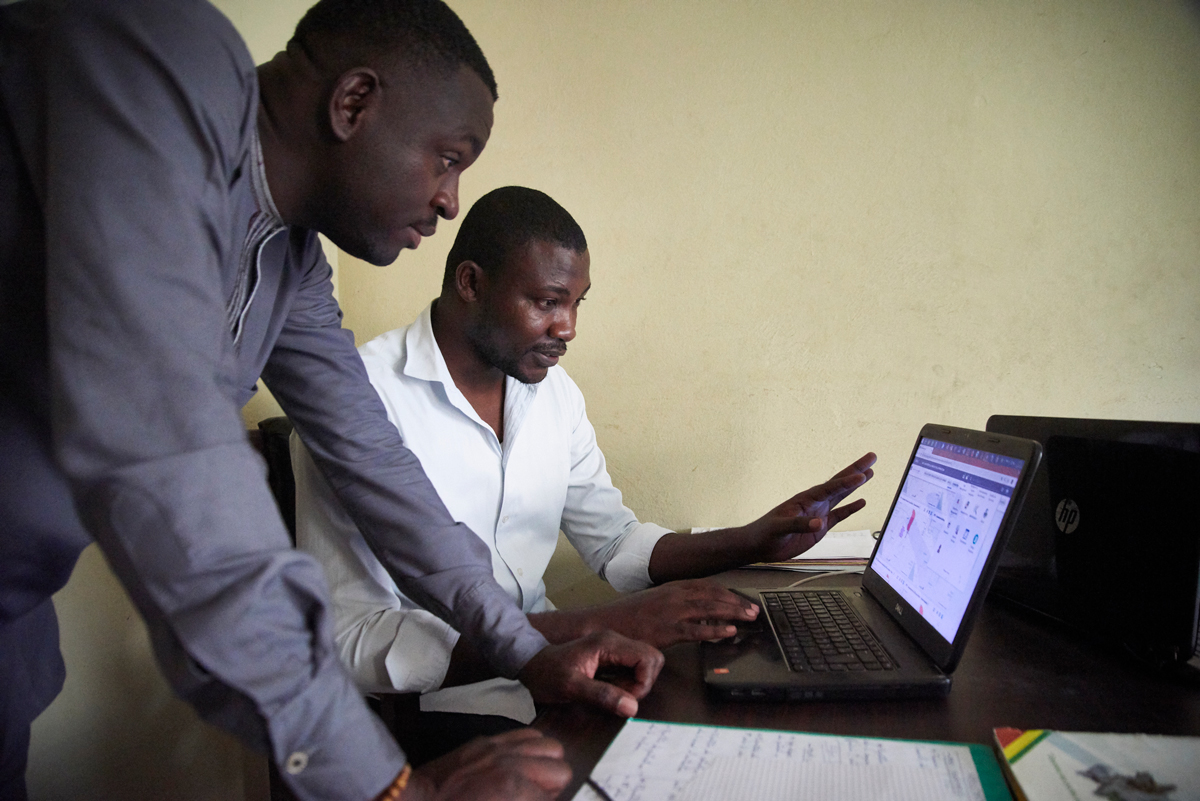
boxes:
[0,0,546,797]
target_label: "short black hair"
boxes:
[291,0,497,100]
[444,187,587,288]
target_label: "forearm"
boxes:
[650,459,876,583]
[442,633,506,687]
[441,605,626,672]
[646,528,761,584]
[414,606,645,688]
[84,445,406,799]
[527,608,605,644]
[441,605,603,684]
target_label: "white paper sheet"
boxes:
[573,720,986,801]
[787,528,877,561]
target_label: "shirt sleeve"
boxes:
[19,3,404,797]
[291,434,458,695]
[556,376,673,592]
[259,234,548,677]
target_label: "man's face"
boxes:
[468,240,591,385]
[326,64,494,265]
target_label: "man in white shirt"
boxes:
[294,186,876,737]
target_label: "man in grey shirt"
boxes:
[0,0,660,798]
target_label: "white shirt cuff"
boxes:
[381,611,459,693]
[601,522,673,592]
[419,678,537,724]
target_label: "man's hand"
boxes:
[579,579,759,649]
[648,452,877,583]
[401,729,571,801]
[742,452,877,563]
[517,630,664,718]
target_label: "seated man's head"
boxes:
[269,0,498,264]
[440,186,590,385]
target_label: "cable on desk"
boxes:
[786,566,864,589]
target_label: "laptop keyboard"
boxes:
[762,590,898,672]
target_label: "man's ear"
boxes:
[454,260,485,303]
[328,68,381,142]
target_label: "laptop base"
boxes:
[703,586,952,702]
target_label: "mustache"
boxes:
[533,341,567,357]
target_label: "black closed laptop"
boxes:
[1046,435,1200,666]
[985,415,1200,624]
[985,415,1200,669]
[703,424,1041,701]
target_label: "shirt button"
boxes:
[517,568,524,577]
[285,751,309,775]
[502,516,510,524]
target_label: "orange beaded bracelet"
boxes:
[375,764,412,801]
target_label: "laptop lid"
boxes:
[862,424,1042,672]
[984,416,1200,623]
[1046,435,1200,664]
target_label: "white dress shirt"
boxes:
[293,303,671,721]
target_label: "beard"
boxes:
[466,323,565,385]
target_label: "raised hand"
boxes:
[516,630,664,718]
[742,452,876,563]
[402,728,571,801]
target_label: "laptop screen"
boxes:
[870,436,1026,643]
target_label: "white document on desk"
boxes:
[573,719,987,801]
[788,528,876,561]
[691,527,876,566]
[737,528,878,572]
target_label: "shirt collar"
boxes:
[249,128,285,228]
[402,303,540,446]
[227,128,286,344]
[403,303,455,386]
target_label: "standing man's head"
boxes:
[259,0,497,265]
[435,186,590,385]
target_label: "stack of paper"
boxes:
[748,528,877,573]
[993,728,1200,801]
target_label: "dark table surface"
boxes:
[535,569,1200,800]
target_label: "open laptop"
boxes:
[703,423,1041,700]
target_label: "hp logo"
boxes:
[1055,498,1080,534]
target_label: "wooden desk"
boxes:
[535,570,1200,800]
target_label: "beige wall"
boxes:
[342,0,1200,528]
[31,1,1199,799]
